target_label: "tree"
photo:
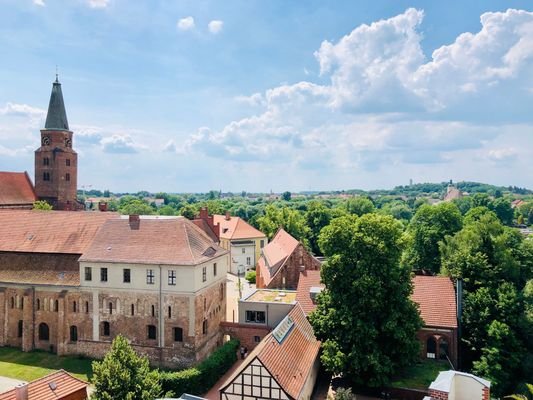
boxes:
[402,202,462,273]
[32,200,53,211]
[346,197,375,216]
[310,214,422,387]
[179,204,198,220]
[305,201,333,255]
[92,335,163,400]
[119,199,154,215]
[256,205,310,245]
[490,198,514,225]
[440,213,531,396]
[281,191,292,201]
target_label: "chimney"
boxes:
[309,287,323,304]
[199,207,208,220]
[98,201,108,212]
[15,384,28,400]
[225,211,231,221]
[129,214,140,230]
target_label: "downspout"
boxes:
[32,286,35,350]
[456,278,463,370]
[159,265,163,366]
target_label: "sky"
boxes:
[0,0,532,193]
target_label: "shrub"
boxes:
[160,339,239,396]
[245,271,256,284]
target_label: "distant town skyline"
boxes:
[1,1,532,192]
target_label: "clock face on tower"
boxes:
[64,137,72,148]
[42,136,51,146]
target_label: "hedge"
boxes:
[160,338,240,396]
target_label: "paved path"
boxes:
[225,273,256,323]
[0,376,26,394]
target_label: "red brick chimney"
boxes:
[15,383,28,400]
[129,214,140,230]
[98,201,108,212]
[194,208,220,241]
[225,211,231,220]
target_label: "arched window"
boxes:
[131,304,135,316]
[54,300,59,312]
[426,336,437,359]
[109,302,113,315]
[204,298,206,311]
[10,297,14,309]
[85,301,89,313]
[73,301,77,313]
[439,338,449,360]
[102,321,110,336]
[151,305,155,317]
[17,320,23,338]
[21,297,24,309]
[38,323,50,341]
[70,326,78,342]
[36,299,40,310]
[168,306,172,319]
[173,327,183,342]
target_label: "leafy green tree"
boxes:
[452,196,473,215]
[92,335,163,400]
[119,199,154,215]
[346,197,375,216]
[403,202,462,273]
[440,213,531,396]
[490,198,514,225]
[179,204,198,220]
[32,200,53,211]
[310,214,422,387]
[158,205,177,216]
[305,201,333,255]
[256,205,310,245]
[281,191,292,201]
[472,193,491,208]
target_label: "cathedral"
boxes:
[0,76,83,210]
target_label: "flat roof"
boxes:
[244,289,297,304]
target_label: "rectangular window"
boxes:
[202,320,208,335]
[85,267,92,281]
[260,239,265,248]
[213,263,217,276]
[242,248,246,254]
[246,257,251,265]
[168,270,176,286]
[65,173,70,181]
[245,310,266,324]
[174,327,183,342]
[66,159,70,166]
[146,269,155,284]
[123,268,131,283]
[100,268,108,282]
[43,172,50,181]
[147,325,157,340]
[202,267,207,282]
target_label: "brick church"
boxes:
[0,76,83,210]
[0,79,229,367]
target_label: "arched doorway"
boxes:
[439,337,449,360]
[38,323,49,341]
[426,336,436,359]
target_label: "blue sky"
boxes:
[0,0,532,193]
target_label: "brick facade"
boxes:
[220,321,271,351]
[417,328,458,368]
[429,389,449,400]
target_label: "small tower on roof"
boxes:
[34,75,82,211]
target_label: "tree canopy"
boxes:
[310,214,422,387]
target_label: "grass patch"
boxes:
[0,347,93,382]
[391,359,449,390]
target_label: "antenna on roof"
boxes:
[55,65,59,83]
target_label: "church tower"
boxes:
[34,76,81,210]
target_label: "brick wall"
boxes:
[220,321,271,351]
[482,387,490,400]
[264,244,320,290]
[428,389,449,400]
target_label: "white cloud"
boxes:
[234,93,265,107]
[0,102,45,118]
[33,0,45,6]
[177,16,195,31]
[486,147,518,163]
[208,20,224,34]
[100,134,144,154]
[87,0,109,8]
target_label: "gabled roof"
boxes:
[44,77,69,131]
[0,370,87,400]
[80,216,227,265]
[0,171,37,207]
[295,270,324,315]
[258,228,300,287]
[412,276,457,328]
[213,215,266,240]
[429,370,490,393]
[0,210,115,254]
[220,305,320,399]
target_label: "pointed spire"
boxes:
[44,74,69,131]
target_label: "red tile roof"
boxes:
[258,228,300,287]
[295,270,324,315]
[0,210,115,254]
[213,215,266,240]
[0,171,37,207]
[221,305,320,399]
[80,216,227,265]
[412,276,457,328]
[0,370,87,400]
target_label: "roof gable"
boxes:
[213,215,266,240]
[0,171,37,207]
[411,276,457,328]
[295,270,324,315]
[0,370,87,400]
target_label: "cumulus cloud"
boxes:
[486,147,518,163]
[33,0,45,6]
[183,7,533,176]
[100,134,144,154]
[0,102,45,118]
[208,20,224,34]
[87,0,109,8]
[177,16,195,31]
